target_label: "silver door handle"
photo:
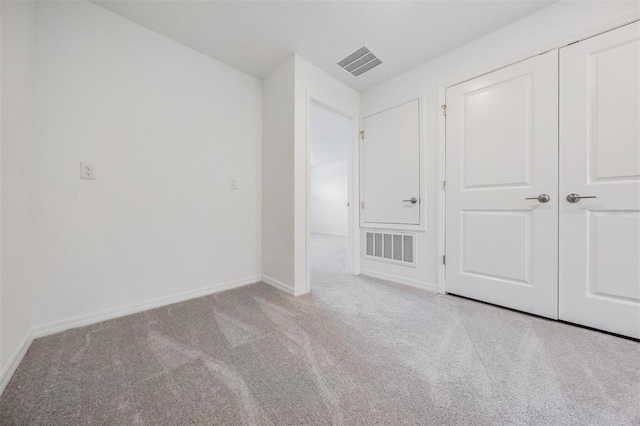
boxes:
[566,193,597,203]
[525,194,551,203]
[403,198,418,204]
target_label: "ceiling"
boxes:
[92,1,555,92]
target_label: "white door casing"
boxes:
[445,51,559,319]
[559,22,640,339]
[362,99,420,226]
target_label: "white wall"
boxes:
[310,159,348,236]
[360,1,640,291]
[262,56,295,290]
[30,1,262,328]
[309,102,350,169]
[0,0,36,379]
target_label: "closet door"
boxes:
[362,100,420,226]
[559,22,640,339]
[445,51,559,319]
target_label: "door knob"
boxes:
[403,197,418,204]
[566,193,597,203]
[525,194,551,203]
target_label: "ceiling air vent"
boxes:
[337,46,382,77]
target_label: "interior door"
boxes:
[559,22,640,339]
[362,99,420,225]
[445,51,559,319]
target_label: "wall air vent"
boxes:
[337,46,382,77]
[365,231,415,266]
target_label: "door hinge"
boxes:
[361,201,364,209]
[359,130,364,140]
[442,255,446,265]
[441,105,447,116]
[443,180,446,191]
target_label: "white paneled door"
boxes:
[559,22,640,339]
[362,99,420,226]
[445,51,559,319]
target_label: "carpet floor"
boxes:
[1,234,638,425]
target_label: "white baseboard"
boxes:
[360,269,437,292]
[32,275,261,339]
[0,327,35,397]
[310,232,347,237]
[294,287,310,297]
[261,275,296,296]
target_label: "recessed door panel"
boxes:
[461,210,530,285]
[559,21,640,339]
[588,38,640,182]
[446,51,559,319]
[464,75,532,189]
[588,211,640,303]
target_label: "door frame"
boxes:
[305,95,360,292]
[437,17,640,295]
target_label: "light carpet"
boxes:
[1,234,638,425]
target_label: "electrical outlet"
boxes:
[80,162,96,180]
[229,177,238,189]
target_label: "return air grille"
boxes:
[365,231,415,265]
[337,46,382,77]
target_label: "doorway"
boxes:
[309,101,351,287]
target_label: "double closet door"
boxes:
[445,22,639,339]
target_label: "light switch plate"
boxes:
[80,162,96,180]
[229,177,238,189]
